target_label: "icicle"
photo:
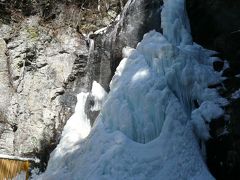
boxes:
[161,0,192,46]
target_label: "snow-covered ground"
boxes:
[36,0,226,179]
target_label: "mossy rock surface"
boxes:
[27,27,39,40]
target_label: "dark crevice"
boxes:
[187,1,240,179]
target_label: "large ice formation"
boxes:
[37,0,226,179]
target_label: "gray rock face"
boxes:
[0,36,13,154]
[0,16,90,159]
[92,0,163,91]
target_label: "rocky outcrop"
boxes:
[0,16,89,159]
[92,0,163,91]
[0,31,13,155]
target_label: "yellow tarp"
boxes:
[0,159,30,180]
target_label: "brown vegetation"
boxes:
[0,159,30,180]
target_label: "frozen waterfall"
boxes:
[37,0,226,179]
[39,92,91,175]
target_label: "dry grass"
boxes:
[0,159,30,180]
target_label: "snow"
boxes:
[236,74,240,78]
[40,92,91,174]
[0,154,39,163]
[231,89,240,99]
[13,171,26,180]
[122,46,135,58]
[36,0,226,179]
[94,27,108,35]
[90,81,107,111]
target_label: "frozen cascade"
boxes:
[90,81,108,112]
[38,0,227,179]
[40,92,91,174]
[161,0,192,46]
